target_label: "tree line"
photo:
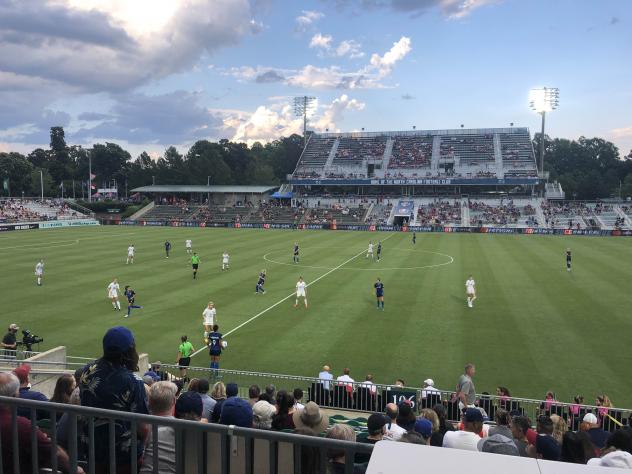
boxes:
[0,127,630,200]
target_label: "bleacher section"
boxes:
[333,136,386,165]
[141,204,198,221]
[245,205,297,223]
[389,135,433,169]
[416,199,462,226]
[468,199,538,227]
[440,132,494,164]
[0,199,87,222]
[294,137,336,172]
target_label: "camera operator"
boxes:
[1,324,19,356]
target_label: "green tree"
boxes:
[0,152,33,196]
[91,143,131,189]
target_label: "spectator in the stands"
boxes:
[356,413,387,463]
[396,401,416,431]
[336,368,355,393]
[220,383,253,428]
[477,434,519,456]
[359,374,377,395]
[595,394,614,422]
[265,384,276,403]
[175,391,203,421]
[194,378,215,421]
[78,326,149,473]
[293,401,329,436]
[421,378,440,400]
[413,418,433,444]
[252,400,275,430]
[533,433,561,461]
[582,413,610,451]
[210,381,227,422]
[13,364,49,419]
[248,384,261,407]
[326,424,367,473]
[510,415,530,456]
[50,373,76,405]
[419,408,440,433]
[141,381,178,473]
[455,363,476,410]
[318,365,333,390]
[294,428,322,474]
[550,414,568,444]
[588,450,632,468]
[560,431,595,464]
[0,372,80,474]
[293,388,305,410]
[489,409,513,439]
[442,407,483,451]
[271,390,296,430]
[384,403,407,441]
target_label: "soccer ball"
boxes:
[221,340,228,349]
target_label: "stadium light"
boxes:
[529,87,559,180]
[293,96,316,147]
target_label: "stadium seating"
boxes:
[0,199,87,223]
[388,135,433,169]
[416,200,462,226]
[333,136,387,165]
[141,204,199,221]
[438,133,494,164]
[294,136,336,171]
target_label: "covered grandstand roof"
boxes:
[131,185,277,194]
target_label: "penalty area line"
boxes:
[191,233,395,358]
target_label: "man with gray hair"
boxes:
[0,371,80,473]
[456,363,476,410]
[140,381,178,473]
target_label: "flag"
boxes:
[2,178,8,191]
[90,173,96,180]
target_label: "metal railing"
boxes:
[0,396,373,474]
[158,364,631,432]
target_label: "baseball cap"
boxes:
[413,418,433,438]
[582,413,598,424]
[175,391,203,418]
[9,323,19,331]
[226,383,239,397]
[102,326,135,354]
[12,364,31,384]
[464,407,484,423]
[219,397,254,427]
[367,413,387,435]
[423,379,434,386]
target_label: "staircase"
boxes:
[431,136,441,172]
[363,202,374,223]
[129,201,154,220]
[534,199,547,226]
[461,198,470,227]
[323,138,340,169]
[493,134,504,178]
[545,182,565,199]
[614,205,632,229]
[382,138,394,172]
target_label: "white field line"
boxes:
[191,233,395,357]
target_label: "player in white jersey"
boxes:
[185,239,193,254]
[126,244,135,264]
[202,301,217,343]
[34,260,44,286]
[107,278,121,311]
[366,242,374,259]
[294,277,308,309]
[465,275,477,308]
[222,251,230,271]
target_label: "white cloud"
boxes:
[369,36,412,76]
[310,33,364,58]
[335,40,364,59]
[310,33,333,49]
[441,0,497,19]
[313,94,365,132]
[610,126,632,139]
[331,0,495,19]
[295,10,324,30]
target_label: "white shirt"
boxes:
[35,262,44,274]
[318,371,333,390]
[296,281,306,293]
[127,246,135,255]
[336,374,355,388]
[422,386,441,399]
[107,282,119,296]
[368,244,373,251]
[384,422,407,441]
[359,380,377,394]
[466,278,475,292]
[185,240,192,248]
[222,253,229,262]
[442,430,481,451]
[203,307,216,323]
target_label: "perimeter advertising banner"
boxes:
[0,223,39,232]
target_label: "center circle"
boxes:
[262,247,454,271]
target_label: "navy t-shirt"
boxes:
[374,282,384,296]
[208,332,223,354]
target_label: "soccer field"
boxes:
[2,226,631,406]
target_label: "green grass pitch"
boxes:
[2,226,631,407]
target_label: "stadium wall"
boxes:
[0,218,99,232]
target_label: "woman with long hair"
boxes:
[51,374,76,404]
[271,390,296,430]
[210,381,227,423]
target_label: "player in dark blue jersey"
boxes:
[374,278,384,310]
[255,269,266,294]
[566,248,572,272]
[165,240,171,258]
[412,232,416,244]
[376,242,382,262]
[293,242,299,263]
[208,324,224,371]
[123,285,143,318]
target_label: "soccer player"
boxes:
[191,252,200,279]
[366,241,374,259]
[202,302,216,343]
[255,270,266,294]
[123,285,143,318]
[208,324,224,372]
[376,241,382,262]
[34,259,44,286]
[126,244,135,264]
[374,278,384,310]
[222,251,230,271]
[412,232,416,244]
[107,278,121,311]
[185,239,192,255]
[294,276,308,308]
[176,335,194,379]
[566,248,572,272]
[165,240,171,258]
[465,275,477,308]
[293,242,300,263]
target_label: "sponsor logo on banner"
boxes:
[486,228,516,234]
[444,227,453,233]
[234,223,241,228]
[369,225,376,232]
[263,223,270,229]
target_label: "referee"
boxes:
[176,335,195,380]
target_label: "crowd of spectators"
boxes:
[469,201,522,226]
[335,137,386,162]
[417,201,461,225]
[389,136,432,168]
[0,198,81,223]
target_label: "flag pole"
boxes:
[88,151,92,203]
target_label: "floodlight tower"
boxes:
[294,96,316,147]
[529,87,559,181]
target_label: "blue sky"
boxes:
[0,0,630,158]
